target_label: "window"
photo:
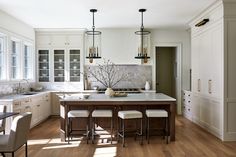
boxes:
[0,35,6,80]
[11,39,21,79]
[23,44,33,79]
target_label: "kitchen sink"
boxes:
[21,92,38,95]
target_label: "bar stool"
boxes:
[67,110,90,144]
[146,109,169,144]
[118,110,143,147]
[91,109,113,144]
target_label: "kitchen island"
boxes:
[59,93,176,141]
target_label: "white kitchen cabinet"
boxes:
[36,30,83,83]
[31,92,51,126]
[38,49,50,82]
[51,92,60,115]
[190,8,223,139]
[189,0,236,141]
[36,34,52,47]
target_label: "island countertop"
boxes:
[60,93,176,102]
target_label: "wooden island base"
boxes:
[59,93,176,142]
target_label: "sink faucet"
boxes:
[17,79,30,94]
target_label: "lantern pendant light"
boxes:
[135,9,150,63]
[85,9,102,63]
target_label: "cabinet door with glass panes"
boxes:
[38,50,50,82]
[69,49,80,82]
[53,49,65,82]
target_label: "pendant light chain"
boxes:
[92,11,95,49]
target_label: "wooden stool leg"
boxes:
[147,117,150,144]
[166,117,169,144]
[122,119,125,147]
[86,117,89,144]
[92,117,95,144]
[140,118,143,145]
[67,118,70,144]
[111,117,113,144]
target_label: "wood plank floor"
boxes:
[13,116,236,157]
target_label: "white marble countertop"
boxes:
[0,91,51,102]
[61,93,176,102]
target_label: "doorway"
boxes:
[156,47,177,98]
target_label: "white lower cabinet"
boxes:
[191,93,222,138]
[11,92,51,128]
[31,93,51,127]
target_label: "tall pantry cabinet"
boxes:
[189,0,236,141]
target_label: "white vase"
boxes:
[145,81,150,90]
[105,88,114,96]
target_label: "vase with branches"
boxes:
[87,59,129,96]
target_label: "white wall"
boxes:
[0,10,35,40]
[85,28,141,65]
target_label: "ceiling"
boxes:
[0,0,218,29]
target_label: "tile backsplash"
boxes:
[0,82,32,96]
[85,65,152,89]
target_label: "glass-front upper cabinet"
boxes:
[11,39,21,79]
[54,50,65,82]
[69,49,80,82]
[38,50,50,82]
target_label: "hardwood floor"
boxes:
[13,116,236,157]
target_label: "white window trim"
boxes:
[9,37,22,80]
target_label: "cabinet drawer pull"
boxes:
[183,98,185,101]
[188,101,190,103]
[25,106,30,109]
[188,109,190,111]
[208,79,212,94]
[188,95,190,96]
[197,79,201,92]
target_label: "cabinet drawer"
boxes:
[13,101,21,109]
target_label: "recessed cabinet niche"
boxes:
[36,30,83,83]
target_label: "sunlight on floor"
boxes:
[42,143,80,149]
[28,139,51,145]
[93,147,117,157]
[28,137,82,149]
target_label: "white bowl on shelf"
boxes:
[58,66,62,69]
[43,66,47,69]
[73,59,77,62]
[42,74,47,77]
[43,59,47,62]
[73,66,77,69]
[58,74,63,77]
[59,59,63,62]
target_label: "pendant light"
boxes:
[85,9,101,63]
[135,9,150,63]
